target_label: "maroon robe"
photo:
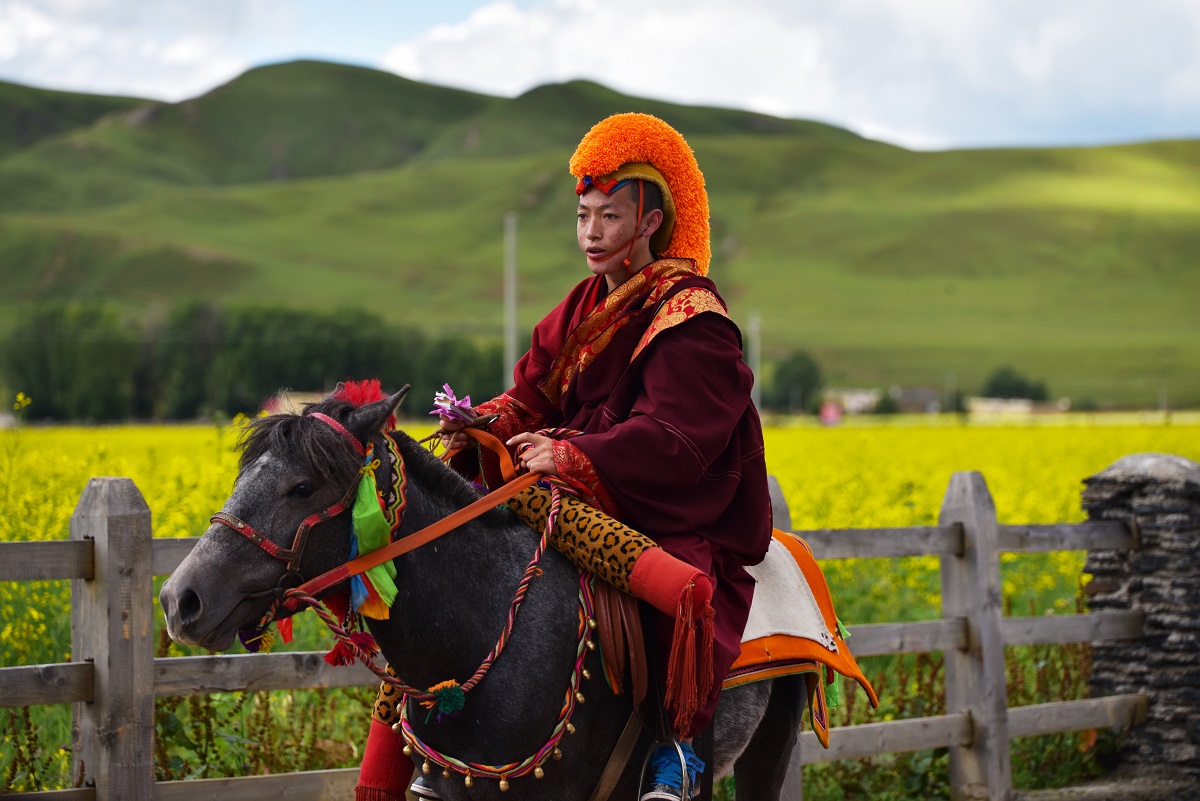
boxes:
[469,258,773,736]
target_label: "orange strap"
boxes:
[287,428,538,605]
[453,426,522,484]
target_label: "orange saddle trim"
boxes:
[724,530,879,747]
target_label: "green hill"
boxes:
[0,80,143,158]
[0,60,1196,408]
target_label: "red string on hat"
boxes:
[621,179,646,273]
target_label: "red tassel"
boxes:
[665,583,699,736]
[698,601,715,707]
[334,379,396,429]
[324,640,356,667]
[350,631,380,659]
[276,616,294,644]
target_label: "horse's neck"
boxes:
[374,453,536,683]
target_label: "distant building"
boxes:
[966,396,1071,419]
[966,397,1034,417]
[823,388,882,415]
[890,386,942,414]
[823,386,945,415]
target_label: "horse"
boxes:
[160,387,808,800]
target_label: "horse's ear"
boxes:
[345,384,410,440]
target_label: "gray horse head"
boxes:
[160,387,407,650]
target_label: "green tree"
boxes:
[1,301,139,421]
[982,366,1049,401]
[873,393,900,415]
[153,302,226,419]
[763,350,823,413]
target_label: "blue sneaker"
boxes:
[409,775,441,800]
[641,741,705,801]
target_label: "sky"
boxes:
[1,0,1198,150]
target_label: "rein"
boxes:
[284,460,540,608]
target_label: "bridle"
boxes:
[209,412,369,587]
[211,411,540,612]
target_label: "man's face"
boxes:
[576,184,649,289]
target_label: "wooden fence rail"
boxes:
[1,471,1147,801]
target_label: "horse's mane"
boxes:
[391,430,490,512]
[237,397,492,515]
[237,397,364,484]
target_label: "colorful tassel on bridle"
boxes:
[348,442,400,619]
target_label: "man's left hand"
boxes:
[507,432,558,476]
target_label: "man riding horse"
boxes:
[358,113,774,801]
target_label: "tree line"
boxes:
[2,300,1056,423]
[1,300,840,423]
[1,301,505,422]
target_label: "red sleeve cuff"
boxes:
[551,440,621,517]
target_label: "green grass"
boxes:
[0,79,143,159]
[1,62,1198,408]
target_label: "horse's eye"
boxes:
[289,482,316,499]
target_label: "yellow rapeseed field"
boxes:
[763,416,1200,623]
[2,413,1197,657]
[2,412,1198,791]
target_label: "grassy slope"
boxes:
[0,62,1196,407]
[0,61,500,212]
[715,138,1200,405]
[0,80,144,158]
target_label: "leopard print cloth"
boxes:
[372,664,403,725]
[504,486,654,594]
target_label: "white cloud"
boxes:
[0,0,288,100]
[0,0,1196,147]
[379,0,1200,149]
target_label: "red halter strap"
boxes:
[210,413,367,574]
[310,412,366,456]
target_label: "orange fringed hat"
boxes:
[570,113,711,275]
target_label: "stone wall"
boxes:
[1082,453,1200,780]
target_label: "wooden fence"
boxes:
[0,471,1147,801]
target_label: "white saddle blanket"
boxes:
[742,536,838,653]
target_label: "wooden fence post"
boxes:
[71,477,155,800]
[939,472,1012,801]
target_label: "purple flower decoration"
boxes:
[430,383,477,424]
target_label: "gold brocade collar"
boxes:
[540,259,703,406]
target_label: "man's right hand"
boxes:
[438,418,470,451]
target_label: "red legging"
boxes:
[356,718,414,801]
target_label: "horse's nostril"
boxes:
[177,587,203,626]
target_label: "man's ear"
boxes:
[345,385,409,441]
[641,208,665,238]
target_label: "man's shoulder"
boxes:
[632,281,738,362]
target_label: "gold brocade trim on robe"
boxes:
[541,259,718,406]
[631,287,731,363]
